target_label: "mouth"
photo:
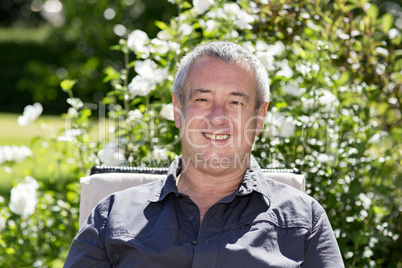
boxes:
[202,132,231,141]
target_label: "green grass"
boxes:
[0,113,111,198]
[0,113,66,146]
[0,26,52,44]
[0,113,75,197]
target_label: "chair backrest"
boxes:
[79,166,305,228]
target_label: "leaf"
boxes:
[381,13,394,33]
[367,4,379,20]
[103,66,121,83]
[155,21,167,30]
[338,71,351,86]
[182,1,192,9]
[60,79,77,92]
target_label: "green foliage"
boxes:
[0,182,79,267]
[0,0,401,267]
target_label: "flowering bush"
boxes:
[9,176,39,219]
[0,0,401,267]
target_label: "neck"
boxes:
[177,166,245,195]
[176,157,249,221]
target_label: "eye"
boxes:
[196,98,208,102]
[231,101,243,106]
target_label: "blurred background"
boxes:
[0,0,177,114]
[0,0,401,267]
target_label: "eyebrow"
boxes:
[188,88,212,100]
[188,88,251,102]
[229,91,250,102]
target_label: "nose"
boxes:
[207,104,227,126]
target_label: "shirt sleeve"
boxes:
[64,203,112,268]
[302,206,344,267]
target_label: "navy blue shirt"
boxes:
[65,156,344,267]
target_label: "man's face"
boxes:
[173,56,268,174]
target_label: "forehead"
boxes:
[184,56,257,96]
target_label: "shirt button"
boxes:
[191,240,198,245]
[188,216,195,222]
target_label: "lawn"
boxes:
[0,113,76,197]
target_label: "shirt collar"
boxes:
[149,155,271,206]
[237,155,270,197]
[148,157,182,202]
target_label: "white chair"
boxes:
[79,166,305,228]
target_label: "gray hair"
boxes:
[173,41,270,110]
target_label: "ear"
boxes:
[256,101,269,136]
[172,94,182,128]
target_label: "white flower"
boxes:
[235,9,254,30]
[318,89,339,106]
[17,103,43,127]
[0,146,13,164]
[193,0,214,15]
[302,89,339,110]
[256,51,275,70]
[284,83,302,96]
[57,129,81,142]
[150,38,170,55]
[256,41,285,56]
[255,41,286,71]
[358,193,372,209]
[302,98,315,110]
[160,103,175,121]
[242,41,255,53]
[135,59,167,83]
[255,40,269,51]
[264,113,295,137]
[12,145,32,162]
[152,147,169,160]
[127,30,150,58]
[297,62,319,76]
[157,30,173,41]
[0,145,32,165]
[128,75,154,97]
[66,98,83,109]
[168,41,181,54]
[178,23,193,36]
[206,8,225,19]
[375,47,389,57]
[270,41,285,56]
[278,117,296,137]
[388,28,400,39]
[127,109,143,121]
[128,60,168,98]
[0,216,6,233]
[276,59,293,78]
[9,176,39,218]
[98,145,125,166]
[223,3,241,16]
[205,20,217,32]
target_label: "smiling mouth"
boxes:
[202,133,231,140]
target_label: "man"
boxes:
[64,41,344,267]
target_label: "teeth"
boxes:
[203,133,230,140]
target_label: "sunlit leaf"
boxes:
[103,66,121,83]
[155,21,167,30]
[60,79,77,92]
[367,4,379,20]
[338,71,351,86]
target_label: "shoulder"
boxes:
[95,179,165,216]
[264,178,325,229]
